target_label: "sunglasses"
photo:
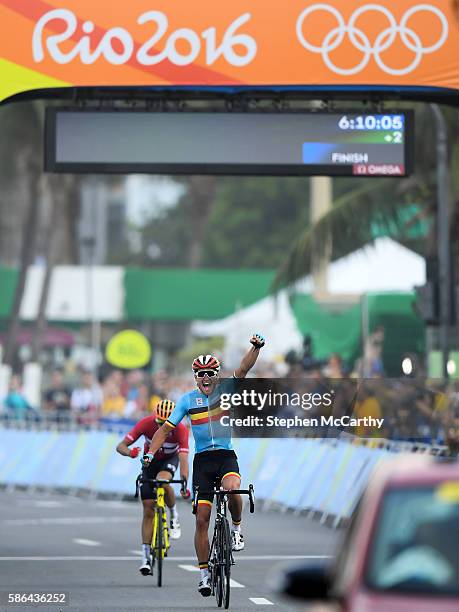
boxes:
[195,370,218,378]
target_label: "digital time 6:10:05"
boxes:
[338,115,404,131]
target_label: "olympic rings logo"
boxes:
[296,3,448,76]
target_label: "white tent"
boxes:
[298,237,425,294]
[192,238,426,368]
[20,266,124,322]
[193,291,302,370]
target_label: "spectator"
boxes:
[360,325,385,377]
[126,370,144,401]
[43,369,71,422]
[353,383,384,437]
[124,382,150,420]
[136,382,150,416]
[110,369,128,397]
[101,376,126,419]
[3,374,35,421]
[71,369,102,426]
[322,353,345,379]
[148,389,162,414]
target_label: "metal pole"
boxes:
[431,104,450,380]
[82,236,96,373]
[310,176,332,300]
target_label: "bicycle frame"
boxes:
[151,484,170,557]
[136,476,186,587]
[208,489,235,573]
[193,484,255,608]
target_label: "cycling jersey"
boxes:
[167,382,236,454]
[124,415,189,460]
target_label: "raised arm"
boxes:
[234,333,265,379]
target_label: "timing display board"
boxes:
[45,109,413,176]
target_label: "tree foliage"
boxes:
[123,176,311,269]
[202,177,310,268]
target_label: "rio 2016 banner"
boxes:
[1,0,458,103]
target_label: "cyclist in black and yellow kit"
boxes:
[142,333,265,596]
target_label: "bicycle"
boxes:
[136,476,187,587]
[193,484,255,609]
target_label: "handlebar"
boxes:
[135,476,187,498]
[192,484,255,514]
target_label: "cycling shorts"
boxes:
[192,449,240,507]
[140,455,179,501]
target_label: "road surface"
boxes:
[0,489,339,611]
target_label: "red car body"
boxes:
[331,455,459,612]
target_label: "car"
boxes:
[276,454,459,611]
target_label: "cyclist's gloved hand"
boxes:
[141,452,154,467]
[180,477,190,498]
[250,332,265,349]
[129,446,141,459]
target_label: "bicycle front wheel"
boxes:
[155,508,164,587]
[220,518,232,609]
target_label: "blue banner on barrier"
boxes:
[296,441,331,510]
[0,428,398,517]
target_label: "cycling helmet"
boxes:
[156,399,175,421]
[192,354,221,374]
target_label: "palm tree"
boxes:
[0,101,42,367]
[0,100,83,366]
[30,173,82,361]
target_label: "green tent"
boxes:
[0,266,17,317]
[290,292,425,376]
[124,268,275,321]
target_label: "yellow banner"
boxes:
[105,330,151,369]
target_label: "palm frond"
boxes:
[272,179,425,292]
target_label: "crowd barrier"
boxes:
[0,428,445,526]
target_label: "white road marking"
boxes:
[3,516,137,526]
[0,554,333,562]
[129,550,143,556]
[32,501,63,508]
[95,501,131,509]
[231,555,332,560]
[73,538,101,547]
[250,598,274,605]
[0,557,142,561]
[178,565,245,587]
[159,554,332,561]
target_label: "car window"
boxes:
[365,483,459,596]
